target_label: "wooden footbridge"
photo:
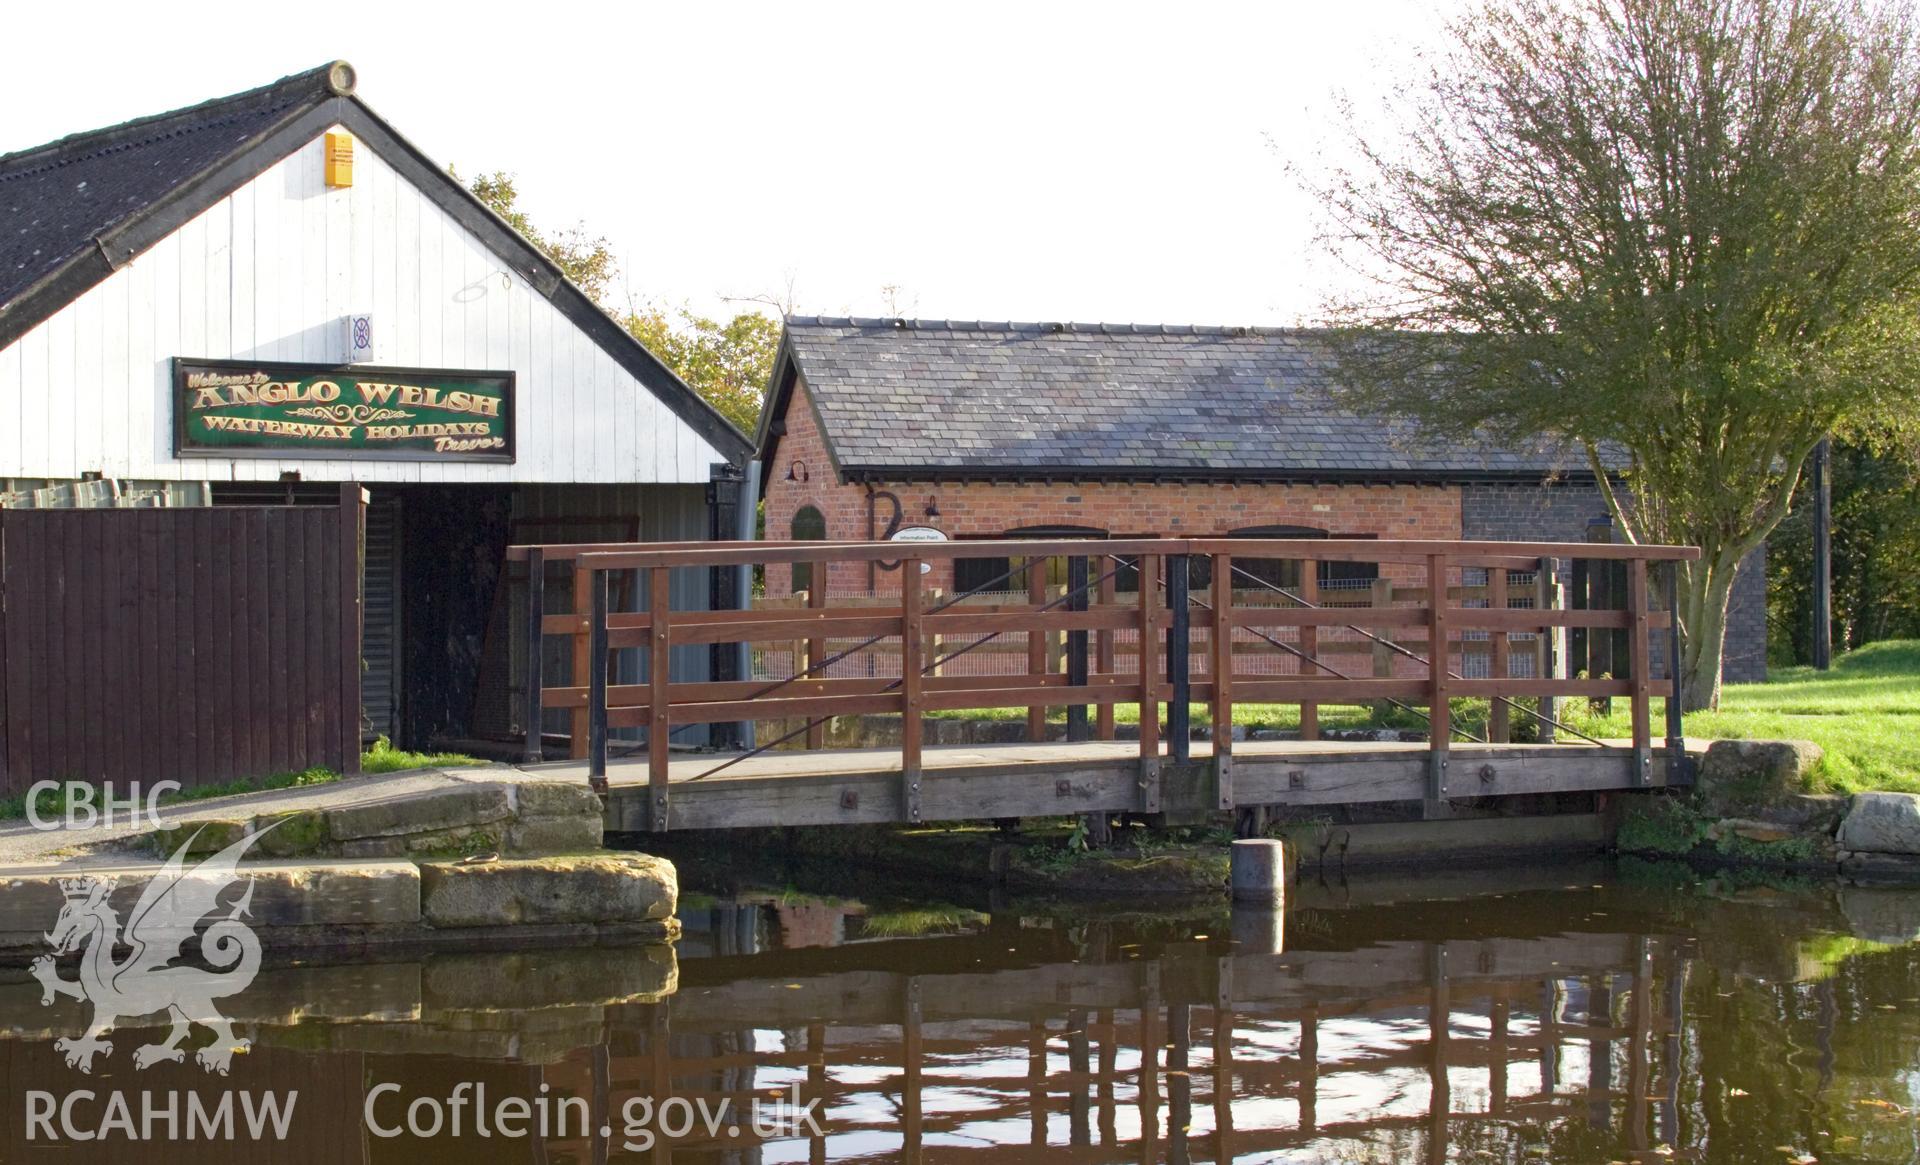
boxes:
[504,536,1699,832]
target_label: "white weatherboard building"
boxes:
[0,61,754,751]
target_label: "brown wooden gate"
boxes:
[0,485,363,794]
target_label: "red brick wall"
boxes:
[764,379,1464,598]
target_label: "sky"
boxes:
[2,1,1462,327]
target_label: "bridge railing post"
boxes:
[1066,554,1089,743]
[1096,567,1117,740]
[524,548,545,764]
[1628,557,1652,786]
[1167,555,1192,764]
[588,565,609,793]
[1210,551,1233,810]
[806,580,827,750]
[1027,559,1049,743]
[1535,557,1557,743]
[647,565,672,825]
[1137,554,1162,813]
[1488,566,1510,744]
[1426,553,1450,808]
[900,558,924,824]
[1370,576,1396,720]
[572,561,593,759]
[1299,559,1320,742]
[1665,559,1690,785]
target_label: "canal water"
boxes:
[1,860,1916,1162]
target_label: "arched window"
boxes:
[790,505,827,593]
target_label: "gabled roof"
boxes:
[759,317,1589,485]
[0,62,751,463]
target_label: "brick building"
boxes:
[755,318,1764,682]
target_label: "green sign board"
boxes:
[173,358,515,462]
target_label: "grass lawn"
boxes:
[927,639,1920,795]
[1566,639,1920,795]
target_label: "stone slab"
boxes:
[512,780,604,819]
[1697,740,1823,814]
[0,859,421,956]
[506,816,603,855]
[418,854,676,929]
[325,784,513,842]
[1838,792,1920,855]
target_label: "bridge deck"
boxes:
[527,738,1680,832]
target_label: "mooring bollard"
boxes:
[1230,838,1287,904]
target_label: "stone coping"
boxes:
[0,851,678,967]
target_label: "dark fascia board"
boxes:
[340,95,751,464]
[840,465,1603,487]
[751,328,798,455]
[0,85,753,467]
[0,77,345,353]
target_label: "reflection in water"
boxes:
[1,869,1917,1162]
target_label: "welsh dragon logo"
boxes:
[30,828,266,1076]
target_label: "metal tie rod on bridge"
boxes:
[1218,559,1607,748]
[687,556,1124,782]
[1115,553,1486,746]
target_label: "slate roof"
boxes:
[0,62,751,461]
[0,66,331,313]
[768,318,1586,483]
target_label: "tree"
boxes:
[462,170,617,305]
[460,169,778,435]
[627,305,782,434]
[1768,439,1920,661]
[1309,0,1920,708]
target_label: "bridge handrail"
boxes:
[509,537,1696,827]
[508,536,1700,568]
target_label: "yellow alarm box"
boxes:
[324,132,353,188]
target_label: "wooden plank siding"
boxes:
[0,132,726,486]
[0,491,364,793]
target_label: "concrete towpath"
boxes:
[0,764,524,870]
